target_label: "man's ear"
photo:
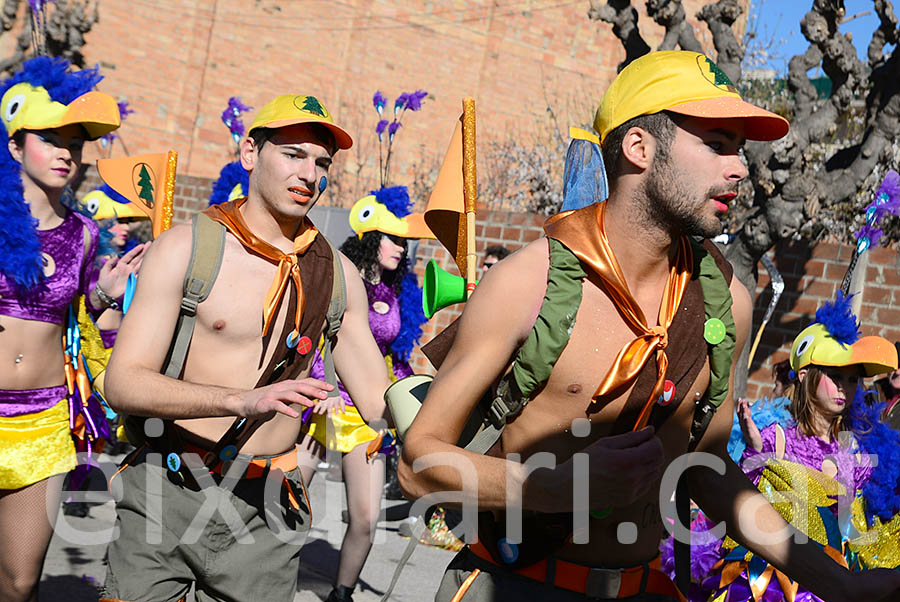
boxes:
[239,136,257,171]
[8,136,23,164]
[620,126,654,171]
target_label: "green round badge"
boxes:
[590,508,612,520]
[704,318,726,345]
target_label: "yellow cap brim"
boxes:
[666,96,789,142]
[253,117,353,150]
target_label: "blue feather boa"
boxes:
[847,390,900,523]
[371,186,425,360]
[0,57,105,290]
[728,396,792,463]
[209,160,249,206]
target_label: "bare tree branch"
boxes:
[588,0,651,72]
[646,0,703,52]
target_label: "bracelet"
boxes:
[94,284,120,310]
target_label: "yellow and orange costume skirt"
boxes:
[0,385,76,490]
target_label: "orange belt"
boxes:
[468,541,685,600]
[180,442,298,479]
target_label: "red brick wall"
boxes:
[24,0,743,196]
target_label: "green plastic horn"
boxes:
[423,259,471,319]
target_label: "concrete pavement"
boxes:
[39,452,457,601]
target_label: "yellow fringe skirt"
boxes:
[0,399,76,490]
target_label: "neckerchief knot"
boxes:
[204,198,318,340]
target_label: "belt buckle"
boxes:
[585,567,622,599]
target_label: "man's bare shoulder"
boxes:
[728,272,752,332]
[144,221,193,265]
[479,237,549,292]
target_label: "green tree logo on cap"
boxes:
[700,56,737,92]
[300,96,327,118]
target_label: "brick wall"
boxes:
[8,0,743,195]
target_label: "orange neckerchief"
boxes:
[543,202,693,430]
[204,198,318,340]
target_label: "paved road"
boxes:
[40,453,456,601]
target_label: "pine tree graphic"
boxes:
[301,96,326,117]
[705,58,736,90]
[137,164,155,207]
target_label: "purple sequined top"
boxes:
[310,280,414,405]
[742,423,873,500]
[0,210,100,325]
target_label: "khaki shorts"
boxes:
[101,446,310,602]
[435,548,682,602]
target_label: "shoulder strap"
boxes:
[676,238,737,597]
[466,237,584,454]
[162,213,226,379]
[687,238,737,451]
[319,237,347,395]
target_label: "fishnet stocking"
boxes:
[0,475,63,602]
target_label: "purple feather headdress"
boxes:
[371,89,429,187]
[221,96,252,144]
[854,170,900,254]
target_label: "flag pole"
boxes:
[461,98,477,298]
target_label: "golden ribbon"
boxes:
[544,202,692,430]
[205,198,318,339]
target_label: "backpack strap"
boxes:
[466,237,584,454]
[319,238,347,395]
[675,238,736,596]
[163,213,226,379]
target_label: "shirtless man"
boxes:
[101,95,393,602]
[401,52,900,601]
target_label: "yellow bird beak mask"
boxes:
[349,186,434,240]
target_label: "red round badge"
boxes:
[296,336,313,355]
[658,380,675,406]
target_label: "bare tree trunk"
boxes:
[646,0,703,52]
[588,0,651,72]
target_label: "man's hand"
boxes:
[527,427,665,513]
[834,567,900,602]
[229,378,334,420]
[738,398,763,452]
[97,242,150,299]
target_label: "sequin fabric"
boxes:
[0,210,99,324]
[305,281,412,451]
[0,397,76,489]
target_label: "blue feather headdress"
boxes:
[371,186,426,361]
[812,291,860,346]
[0,57,105,290]
[209,160,249,206]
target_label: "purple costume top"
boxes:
[742,422,873,502]
[310,280,413,405]
[0,210,100,325]
[0,210,100,418]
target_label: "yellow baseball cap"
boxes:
[1,82,120,140]
[594,51,789,143]
[248,94,353,150]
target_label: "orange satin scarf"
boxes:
[204,198,318,339]
[544,203,693,430]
